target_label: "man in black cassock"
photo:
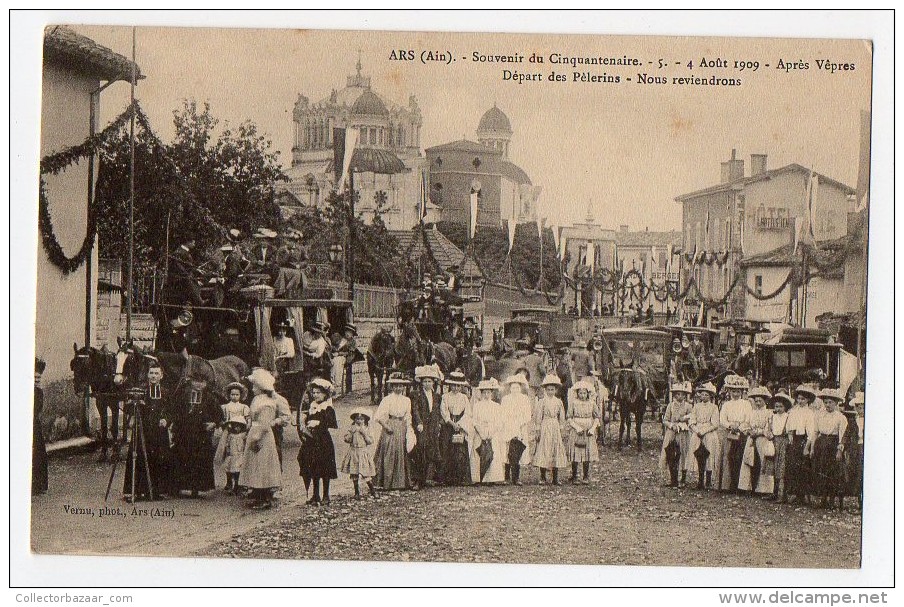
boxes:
[169,378,220,497]
[122,364,176,500]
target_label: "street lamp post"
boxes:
[328,243,344,282]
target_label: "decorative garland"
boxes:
[38,102,137,274]
[38,100,227,275]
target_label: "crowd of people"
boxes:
[657,375,865,511]
[98,350,865,514]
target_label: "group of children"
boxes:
[363,367,608,490]
[657,375,865,511]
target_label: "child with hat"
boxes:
[533,374,568,486]
[687,382,721,490]
[659,381,693,488]
[766,391,793,502]
[215,381,251,494]
[812,388,849,510]
[297,377,338,506]
[373,373,414,490]
[738,386,775,496]
[439,371,473,486]
[341,408,378,499]
[566,378,601,484]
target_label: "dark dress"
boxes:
[439,399,472,486]
[297,403,338,481]
[123,383,176,499]
[32,386,48,495]
[169,385,220,493]
[842,415,864,502]
[410,389,443,485]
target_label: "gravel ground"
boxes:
[202,419,862,568]
[32,393,861,567]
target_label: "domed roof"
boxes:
[477,105,512,133]
[351,89,389,116]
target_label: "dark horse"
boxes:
[394,321,430,376]
[113,339,250,403]
[367,328,396,406]
[612,367,657,451]
[70,344,122,462]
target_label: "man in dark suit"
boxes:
[166,239,205,305]
[409,366,444,489]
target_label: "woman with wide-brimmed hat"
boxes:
[500,374,533,486]
[718,374,752,492]
[785,384,818,505]
[811,388,849,509]
[686,382,721,490]
[438,371,473,486]
[658,381,693,488]
[373,373,414,490]
[532,374,568,485]
[738,386,775,495]
[765,391,793,502]
[470,377,506,485]
[239,368,291,509]
[297,377,339,505]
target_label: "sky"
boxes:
[73,23,872,233]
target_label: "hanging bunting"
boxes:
[469,188,479,239]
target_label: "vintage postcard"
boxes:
[22,20,881,580]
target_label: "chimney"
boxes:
[620,224,629,233]
[751,153,768,176]
[721,148,745,182]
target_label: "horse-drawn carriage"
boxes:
[755,327,844,394]
[153,291,355,406]
[503,307,576,348]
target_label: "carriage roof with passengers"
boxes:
[154,281,356,407]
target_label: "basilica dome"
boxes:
[351,89,389,116]
[477,105,512,133]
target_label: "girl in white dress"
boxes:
[471,378,506,484]
[533,374,568,486]
[500,374,533,485]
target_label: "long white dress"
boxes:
[500,391,533,466]
[470,397,507,483]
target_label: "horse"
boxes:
[113,339,250,403]
[70,344,122,462]
[366,329,396,406]
[611,366,657,451]
[394,320,430,376]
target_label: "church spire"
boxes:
[356,49,363,78]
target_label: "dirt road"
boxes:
[32,396,862,568]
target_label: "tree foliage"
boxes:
[285,190,406,289]
[94,100,285,269]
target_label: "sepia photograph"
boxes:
[11,10,894,590]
